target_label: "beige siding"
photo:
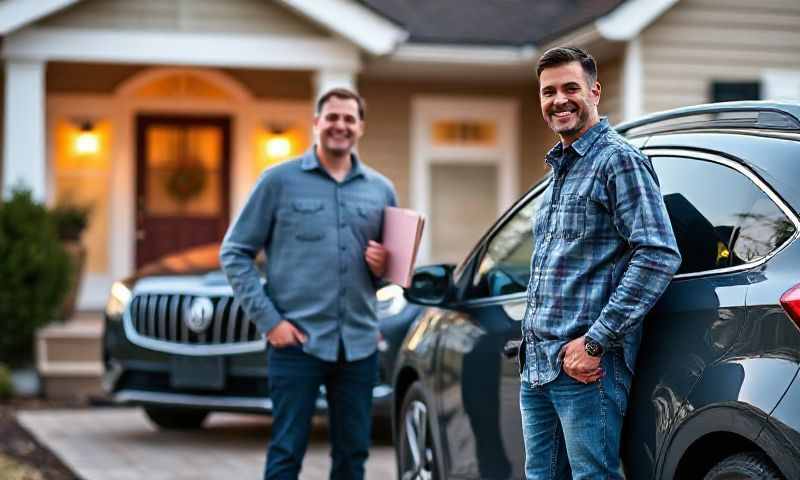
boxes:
[38,0,329,36]
[599,57,623,125]
[641,0,800,113]
[357,79,555,209]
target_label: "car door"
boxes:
[434,183,547,479]
[622,150,772,479]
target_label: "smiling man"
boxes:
[220,88,397,480]
[519,47,681,479]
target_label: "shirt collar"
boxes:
[545,117,610,168]
[300,147,366,180]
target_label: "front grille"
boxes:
[129,294,259,345]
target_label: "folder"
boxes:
[382,207,425,288]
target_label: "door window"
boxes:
[470,193,545,298]
[652,156,795,275]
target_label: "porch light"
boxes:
[75,121,100,155]
[263,124,292,160]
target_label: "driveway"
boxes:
[17,408,396,479]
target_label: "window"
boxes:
[711,81,761,102]
[652,156,795,275]
[469,193,545,298]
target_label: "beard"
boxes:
[546,102,591,138]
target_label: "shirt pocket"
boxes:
[554,194,586,240]
[347,202,383,242]
[291,199,326,242]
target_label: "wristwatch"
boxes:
[584,336,604,357]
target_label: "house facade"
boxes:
[1,0,799,312]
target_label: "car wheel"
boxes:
[398,382,440,480]
[144,407,209,430]
[703,452,783,480]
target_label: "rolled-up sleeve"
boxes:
[586,151,682,349]
[219,171,283,336]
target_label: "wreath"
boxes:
[164,161,207,203]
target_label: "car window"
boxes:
[469,193,545,299]
[652,156,796,275]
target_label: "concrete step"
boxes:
[36,311,104,400]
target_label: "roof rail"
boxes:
[616,101,800,137]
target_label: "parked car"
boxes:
[102,243,421,429]
[391,101,800,480]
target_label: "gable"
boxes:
[34,0,330,37]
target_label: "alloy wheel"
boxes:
[401,400,435,480]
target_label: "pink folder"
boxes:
[382,207,425,288]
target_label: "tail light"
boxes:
[779,284,800,329]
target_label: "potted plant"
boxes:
[50,202,91,321]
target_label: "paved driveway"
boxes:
[18,408,396,480]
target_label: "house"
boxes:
[0,0,798,395]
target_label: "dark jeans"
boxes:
[520,349,632,479]
[264,344,378,480]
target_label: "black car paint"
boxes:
[392,103,800,479]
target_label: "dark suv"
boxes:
[392,102,800,479]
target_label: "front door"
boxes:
[135,115,231,268]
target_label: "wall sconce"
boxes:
[74,121,100,155]
[264,124,292,160]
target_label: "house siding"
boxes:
[357,79,554,208]
[37,0,329,36]
[640,0,800,113]
[600,56,623,125]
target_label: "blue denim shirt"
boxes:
[220,149,397,362]
[522,118,681,385]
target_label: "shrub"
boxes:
[0,363,12,399]
[51,202,91,242]
[0,188,71,367]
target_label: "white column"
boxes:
[313,69,357,102]
[621,38,643,121]
[3,60,46,201]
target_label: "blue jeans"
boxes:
[264,344,378,480]
[520,349,632,479]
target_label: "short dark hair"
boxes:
[536,47,598,85]
[316,88,366,120]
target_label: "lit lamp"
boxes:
[263,124,293,162]
[74,121,100,155]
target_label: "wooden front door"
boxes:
[136,115,231,268]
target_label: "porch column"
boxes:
[3,60,46,201]
[621,38,644,121]
[313,69,357,103]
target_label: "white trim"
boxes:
[38,362,104,376]
[3,27,361,71]
[115,67,253,101]
[762,69,800,101]
[3,60,46,201]
[595,0,679,41]
[622,38,644,121]
[0,0,79,35]
[276,0,408,55]
[391,44,537,66]
[313,69,357,100]
[411,96,519,264]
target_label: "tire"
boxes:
[398,382,441,480]
[703,452,784,480]
[144,407,209,430]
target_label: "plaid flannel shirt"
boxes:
[522,118,681,386]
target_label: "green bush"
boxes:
[0,188,71,367]
[0,363,12,399]
[51,202,90,242]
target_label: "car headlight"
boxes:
[105,281,133,318]
[377,284,407,318]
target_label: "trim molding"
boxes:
[0,0,78,35]
[596,0,679,41]
[277,0,408,55]
[3,27,361,71]
[391,44,537,66]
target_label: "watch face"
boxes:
[585,340,602,357]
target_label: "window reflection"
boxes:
[653,157,795,275]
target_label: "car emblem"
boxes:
[187,297,214,333]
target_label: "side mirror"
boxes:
[404,264,454,306]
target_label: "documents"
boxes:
[382,207,425,288]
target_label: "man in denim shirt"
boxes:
[520,48,681,479]
[220,88,397,480]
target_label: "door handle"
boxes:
[503,339,521,359]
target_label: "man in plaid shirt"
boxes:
[519,47,681,479]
